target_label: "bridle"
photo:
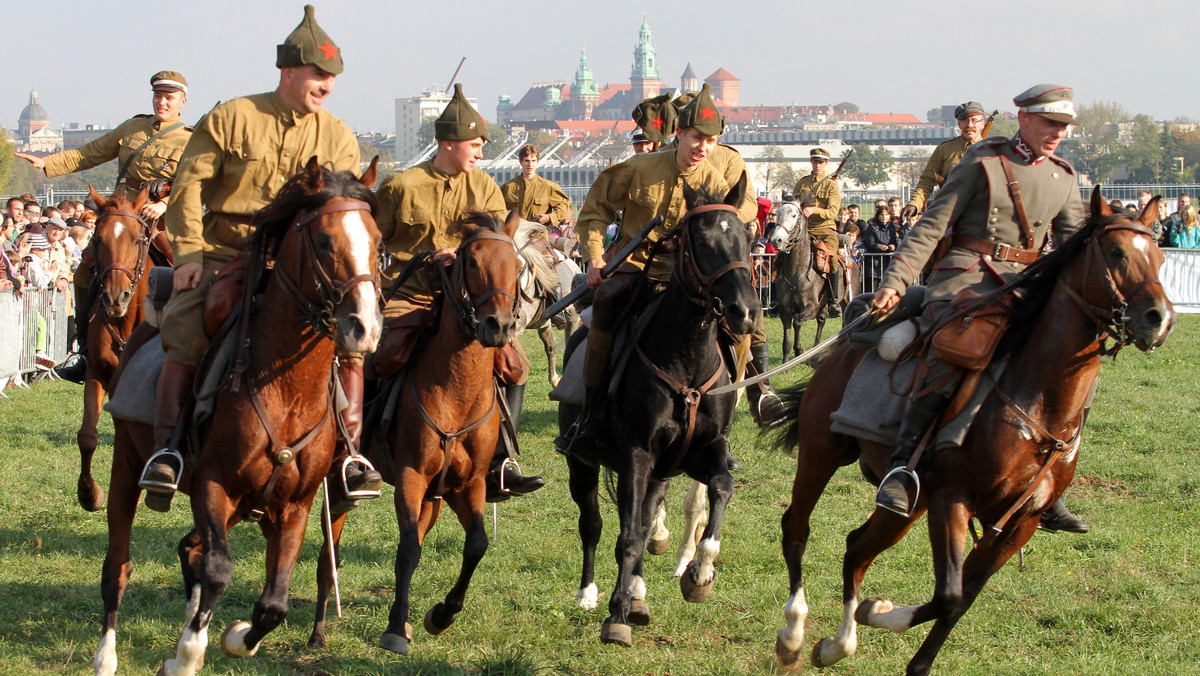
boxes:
[271,199,379,338]
[771,202,806,254]
[673,203,753,322]
[1055,219,1163,358]
[94,209,153,292]
[440,230,522,338]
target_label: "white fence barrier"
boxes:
[0,289,72,381]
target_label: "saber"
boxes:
[536,216,664,324]
[321,478,343,618]
[709,309,877,396]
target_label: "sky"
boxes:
[4,0,1198,135]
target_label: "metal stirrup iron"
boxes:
[139,448,184,492]
[340,455,382,500]
[875,466,921,517]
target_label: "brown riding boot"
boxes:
[139,361,197,512]
[327,361,383,515]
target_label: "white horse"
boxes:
[514,220,582,386]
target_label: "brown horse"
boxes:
[93,157,381,676]
[75,184,169,512]
[308,211,522,655]
[771,188,1174,675]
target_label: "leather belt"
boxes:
[123,178,147,191]
[210,211,257,228]
[951,234,1039,265]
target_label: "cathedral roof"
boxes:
[20,91,48,123]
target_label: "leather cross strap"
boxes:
[951,234,1039,265]
[997,154,1037,249]
[636,345,726,477]
[117,121,184,183]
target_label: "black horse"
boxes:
[768,200,839,357]
[560,176,759,647]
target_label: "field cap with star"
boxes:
[676,84,724,136]
[277,5,343,75]
[631,93,677,143]
[435,84,490,142]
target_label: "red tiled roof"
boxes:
[719,106,785,123]
[555,120,637,136]
[864,113,922,125]
[596,83,630,106]
[705,68,739,82]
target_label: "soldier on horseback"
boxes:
[373,84,545,502]
[140,5,382,513]
[791,148,843,318]
[17,71,193,384]
[872,84,1089,533]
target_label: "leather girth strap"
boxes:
[406,374,499,499]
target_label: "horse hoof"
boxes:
[77,478,104,512]
[307,632,326,650]
[423,603,457,636]
[855,597,893,626]
[220,620,258,658]
[144,492,173,513]
[679,562,714,603]
[774,636,802,671]
[647,536,669,556]
[628,598,651,626]
[599,620,632,647]
[811,637,833,668]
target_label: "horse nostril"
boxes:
[1143,308,1163,329]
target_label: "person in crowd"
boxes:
[68,225,90,264]
[1169,205,1200,249]
[1170,194,1192,228]
[840,222,861,298]
[845,203,866,233]
[4,198,26,231]
[836,206,851,233]
[1137,191,1152,213]
[500,144,571,227]
[24,202,44,224]
[139,5,379,514]
[860,201,898,292]
[1149,200,1171,246]
[873,84,1089,534]
[79,210,97,230]
[902,101,987,221]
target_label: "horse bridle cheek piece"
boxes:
[92,209,155,347]
[676,204,752,323]
[442,231,522,338]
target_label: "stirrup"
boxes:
[554,420,580,456]
[754,390,785,426]
[139,448,184,492]
[341,454,382,500]
[875,466,920,517]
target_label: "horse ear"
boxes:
[725,171,748,210]
[88,183,108,212]
[303,156,325,194]
[682,180,700,209]
[1139,195,1163,228]
[1091,185,1110,218]
[502,209,521,239]
[359,156,379,189]
[131,185,150,213]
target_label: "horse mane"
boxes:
[250,165,378,258]
[992,212,1112,358]
[456,211,505,239]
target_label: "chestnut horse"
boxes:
[75,185,170,512]
[93,157,382,676]
[308,211,523,655]
[771,188,1174,675]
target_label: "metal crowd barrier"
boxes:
[0,289,72,383]
[752,250,900,308]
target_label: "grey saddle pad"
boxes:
[830,348,1004,452]
[104,335,165,425]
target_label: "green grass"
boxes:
[1,316,1199,675]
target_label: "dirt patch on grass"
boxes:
[1072,475,1133,498]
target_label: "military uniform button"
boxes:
[990,207,999,214]
[982,254,992,262]
[1052,172,1060,179]
[989,217,998,224]
[1034,220,1042,227]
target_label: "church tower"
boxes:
[680,63,698,94]
[629,19,661,103]
[572,45,600,120]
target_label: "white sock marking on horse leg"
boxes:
[94,628,118,676]
[221,620,259,658]
[674,481,707,577]
[691,538,720,586]
[650,503,669,543]
[631,575,647,601]
[183,584,201,626]
[875,603,920,633]
[577,582,598,610]
[160,624,208,676]
[777,588,809,652]
[820,598,859,666]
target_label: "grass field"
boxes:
[0,315,1198,675]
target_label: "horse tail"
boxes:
[767,379,810,454]
[603,467,619,505]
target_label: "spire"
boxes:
[631,18,659,79]
[574,45,599,98]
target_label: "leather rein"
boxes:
[237,198,377,521]
[772,202,807,254]
[92,209,160,349]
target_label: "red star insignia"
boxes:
[651,116,663,130]
[699,106,715,121]
[316,40,338,60]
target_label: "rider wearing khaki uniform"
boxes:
[873,84,1088,533]
[17,71,192,383]
[375,84,544,502]
[903,101,987,217]
[792,148,844,316]
[500,145,571,226]
[142,5,377,511]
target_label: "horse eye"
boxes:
[1109,246,1125,260]
[317,234,334,252]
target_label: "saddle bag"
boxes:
[812,240,835,274]
[204,255,249,338]
[931,290,1012,371]
[494,340,530,386]
[373,310,434,379]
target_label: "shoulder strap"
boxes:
[117,121,185,184]
[997,155,1036,249]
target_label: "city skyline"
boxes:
[3,0,1197,134]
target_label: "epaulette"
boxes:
[1048,155,1076,175]
[717,143,741,155]
[132,113,153,119]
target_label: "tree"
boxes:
[481,122,510,160]
[1164,127,1200,182]
[1122,115,1164,183]
[0,132,12,192]
[841,143,893,188]
[528,130,557,154]
[833,102,859,114]
[983,114,1018,140]
[1065,101,1128,182]
[417,118,436,150]
[894,147,928,190]
[927,107,942,123]
[756,144,799,192]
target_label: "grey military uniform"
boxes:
[880,135,1083,310]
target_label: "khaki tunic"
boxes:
[159,90,359,366]
[375,161,506,305]
[661,141,758,225]
[880,136,1084,307]
[905,135,975,213]
[792,171,842,252]
[500,174,571,225]
[42,114,192,203]
[577,150,730,280]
